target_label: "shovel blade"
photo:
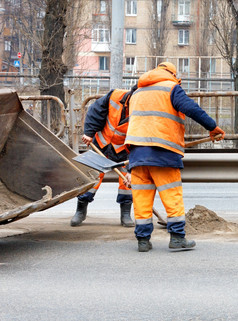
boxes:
[73,150,126,173]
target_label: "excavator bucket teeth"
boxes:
[0,89,99,225]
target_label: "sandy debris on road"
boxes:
[1,204,238,242]
[0,180,238,241]
[185,205,238,235]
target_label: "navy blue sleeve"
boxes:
[84,89,114,137]
[171,85,216,131]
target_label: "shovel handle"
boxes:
[89,142,127,181]
[152,207,167,226]
[90,142,164,223]
[185,134,222,148]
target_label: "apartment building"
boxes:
[0,0,233,92]
[73,0,232,91]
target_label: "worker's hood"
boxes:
[138,67,181,88]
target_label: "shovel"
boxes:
[73,134,223,227]
[73,143,167,226]
[73,149,129,174]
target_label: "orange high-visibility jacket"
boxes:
[125,68,185,156]
[95,89,129,153]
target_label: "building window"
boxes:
[100,0,106,14]
[179,58,189,73]
[126,28,136,44]
[5,17,13,28]
[158,28,161,39]
[209,30,216,45]
[209,1,216,20]
[126,0,137,16]
[92,25,110,43]
[36,20,44,31]
[157,0,162,21]
[178,29,189,45]
[125,57,135,71]
[37,9,45,18]
[99,56,109,70]
[210,58,216,73]
[9,0,20,6]
[4,40,11,51]
[178,0,190,21]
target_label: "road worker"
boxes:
[125,62,225,252]
[70,84,137,228]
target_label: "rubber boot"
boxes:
[169,233,196,249]
[70,200,88,227]
[138,238,153,252]
[120,203,134,227]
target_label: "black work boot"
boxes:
[120,203,134,227]
[70,200,88,227]
[138,238,153,252]
[169,233,196,249]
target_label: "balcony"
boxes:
[91,42,110,52]
[92,13,108,23]
[171,14,193,26]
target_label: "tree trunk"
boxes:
[234,24,238,138]
[39,0,68,130]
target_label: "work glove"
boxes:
[209,126,225,142]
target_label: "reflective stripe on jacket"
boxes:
[95,89,129,153]
[125,70,185,156]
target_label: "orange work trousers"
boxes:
[131,166,185,238]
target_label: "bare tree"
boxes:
[64,0,93,70]
[2,0,44,77]
[209,0,237,83]
[226,0,238,90]
[209,0,238,136]
[199,0,213,90]
[148,0,169,68]
[1,0,101,131]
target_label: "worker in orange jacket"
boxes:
[125,62,225,252]
[70,85,137,228]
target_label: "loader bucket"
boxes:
[0,89,99,225]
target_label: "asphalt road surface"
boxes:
[28,182,238,222]
[0,183,238,321]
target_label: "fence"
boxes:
[19,91,238,153]
[19,95,65,138]
[0,55,235,100]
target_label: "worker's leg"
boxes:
[151,167,185,235]
[150,167,195,249]
[117,166,134,227]
[70,173,104,226]
[131,166,155,251]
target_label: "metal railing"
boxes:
[104,152,238,182]
[69,91,238,151]
[19,95,66,138]
[19,91,238,152]
[18,92,238,183]
[186,91,238,140]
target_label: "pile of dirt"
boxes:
[185,205,238,235]
[0,180,29,214]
